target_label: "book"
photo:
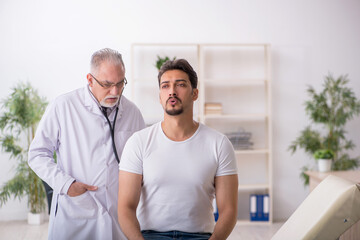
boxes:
[250,194,257,221]
[263,194,269,221]
[250,194,270,221]
[256,194,264,220]
[205,102,222,115]
[213,198,219,222]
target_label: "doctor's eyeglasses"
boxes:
[90,73,127,89]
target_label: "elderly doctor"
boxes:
[28,48,145,240]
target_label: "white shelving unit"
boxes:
[199,44,272,224]
[131,43,273,225]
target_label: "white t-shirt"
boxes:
[119,122,237,233]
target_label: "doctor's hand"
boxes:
[67,181,98,197]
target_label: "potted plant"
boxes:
[289,74,360,185]
[155,55,176,71]
[313,149,334,172]
[0,82,48,224]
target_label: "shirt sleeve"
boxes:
[216,135,238,176]
[28,100,75,195]
[119,132,143,175]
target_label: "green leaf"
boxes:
[155,55,176,70]
[288,126,322,155]
[0,135,23,158]
[0,173,27,206]
[313,149,334,159]
[300,166,311,186]
[0,81,48,213]
[289,74,360,185]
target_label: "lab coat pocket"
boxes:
[62,191,98,219]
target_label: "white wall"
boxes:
[0,0,359,221]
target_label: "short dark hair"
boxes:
[158,59,198,89]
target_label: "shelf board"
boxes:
[235,149,269,154]
[238,183,269,191]
[204,114,267,121]
[200,43,269,47]
[236,220,271,226]
[203,79,267,86]
[133,43,198,47]
[134,79,268,87]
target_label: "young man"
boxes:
[118,59,238,240]
[28,48,145,240]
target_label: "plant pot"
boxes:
[318,159,332,172]
[28,212,44,225]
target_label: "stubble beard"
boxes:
[165,96,184,116]
[165,107,183,116]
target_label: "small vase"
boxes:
[28,212,44,225]
[318,159,332,172]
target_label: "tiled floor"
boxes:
[0,220,283,240]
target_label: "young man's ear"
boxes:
[192,88,199,101]
[87,74,93,87]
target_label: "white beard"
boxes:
[100,95,120,108]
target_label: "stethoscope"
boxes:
[100,87,125,164]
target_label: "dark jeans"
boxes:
[141,230,212,240]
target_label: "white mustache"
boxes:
[104,95,120,100]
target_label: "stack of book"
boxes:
[225,130,253,150]
[250,194,269,221]
[204,103,222,115]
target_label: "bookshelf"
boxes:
[131,43,273,225]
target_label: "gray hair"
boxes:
[90,48,125,74]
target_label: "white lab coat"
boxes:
[28,86,145,240]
